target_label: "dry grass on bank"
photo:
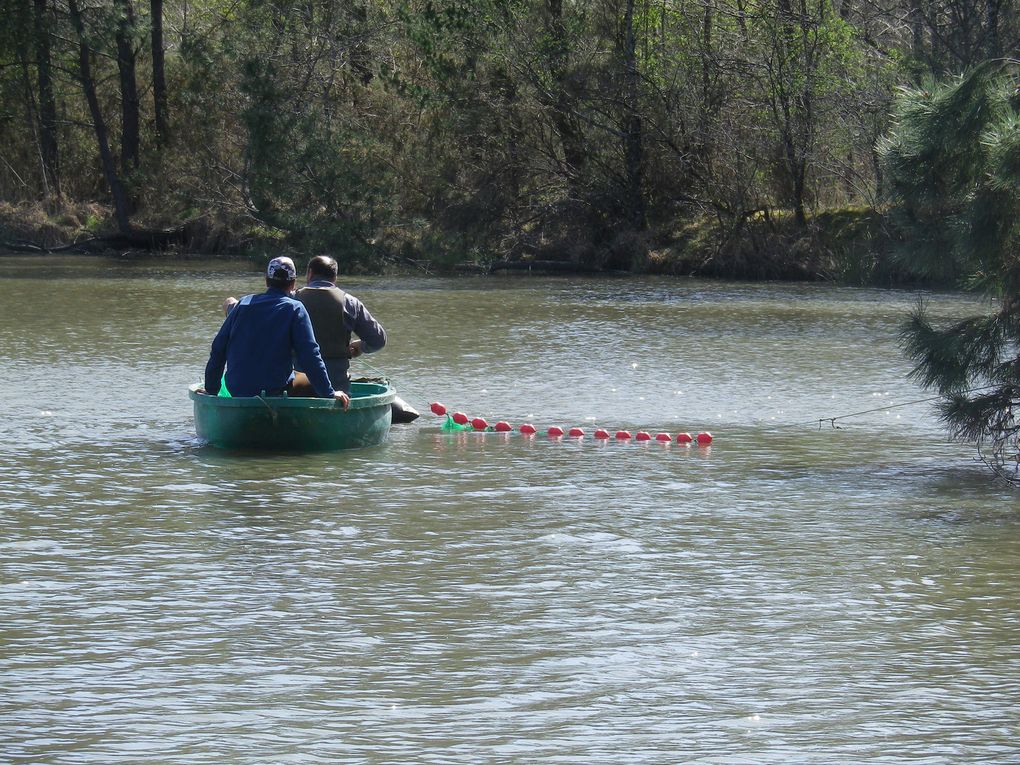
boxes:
[0,200,275,257]
[0,200,111,249]
[644,207,908,285]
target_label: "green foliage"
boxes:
[878,63,1016,282]
[901,305,1020,481]
[882,62,1020,483]
[0,0,1016,276]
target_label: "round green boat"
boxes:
[189,381,395,451]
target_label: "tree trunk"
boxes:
[700,1,713,132]
[791,150,807,225]
[114,0,140,173]
[68,0,132,233]
[909,0,926,73]
[622,0,645,230]
[985,0,1001,58]
[32,0,60,196]
[545,0,587,181]
[776,0,809,226]
[13,0,41,194]
[150,0,168,146]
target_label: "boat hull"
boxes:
[189,382,395,451]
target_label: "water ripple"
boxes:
[2,266,1020,763]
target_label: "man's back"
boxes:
[204,288,332,397]
[297,285,352,360]
[295,280,386,391]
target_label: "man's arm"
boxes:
[203,313,234,394]
[346,295,386,356]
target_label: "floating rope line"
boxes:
[351,362,712,444]
[429,402,713,445]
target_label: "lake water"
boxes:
[1,257,1018,764]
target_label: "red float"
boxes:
[615,430,632,440]
[494,421,513,432]
[594,429,610,439]
[635,431,652,441]
[547,426,565,437]
[519,423,537,435]
[452,412,469,425]
[568,427,585,437]
[430,402,447,416]
[676,432,693,444]
[655,432,672,442]
[472,417,489,431]
[697,432,713,445]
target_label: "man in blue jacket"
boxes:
[202,257,350,408]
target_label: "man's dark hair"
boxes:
[308,255,339,281]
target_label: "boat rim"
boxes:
[188,382,396,411]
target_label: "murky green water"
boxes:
[2,257,1018,764]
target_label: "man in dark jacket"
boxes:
[203,257,349,408]
[294,255,387,393]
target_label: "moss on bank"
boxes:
[1,200,937,286]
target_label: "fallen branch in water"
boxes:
[1,237,100,254]
[489,259,620,275]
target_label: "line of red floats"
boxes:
[429,402,713,445]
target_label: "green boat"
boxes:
[189,381,395,451]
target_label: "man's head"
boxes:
[307,255,339,283]
[266,256,297,290]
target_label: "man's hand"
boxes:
[347,340,363,359]
[333,390,351,410]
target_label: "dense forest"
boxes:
[1,0,1018,277]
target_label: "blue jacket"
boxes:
[204,288,335,397]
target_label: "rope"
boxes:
[256,393,279,425]
[803,395,942,429]
[354,357,431,403]
[354,356,389,379]
[793,385,997,430]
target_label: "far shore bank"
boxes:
[0,201,938,288]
